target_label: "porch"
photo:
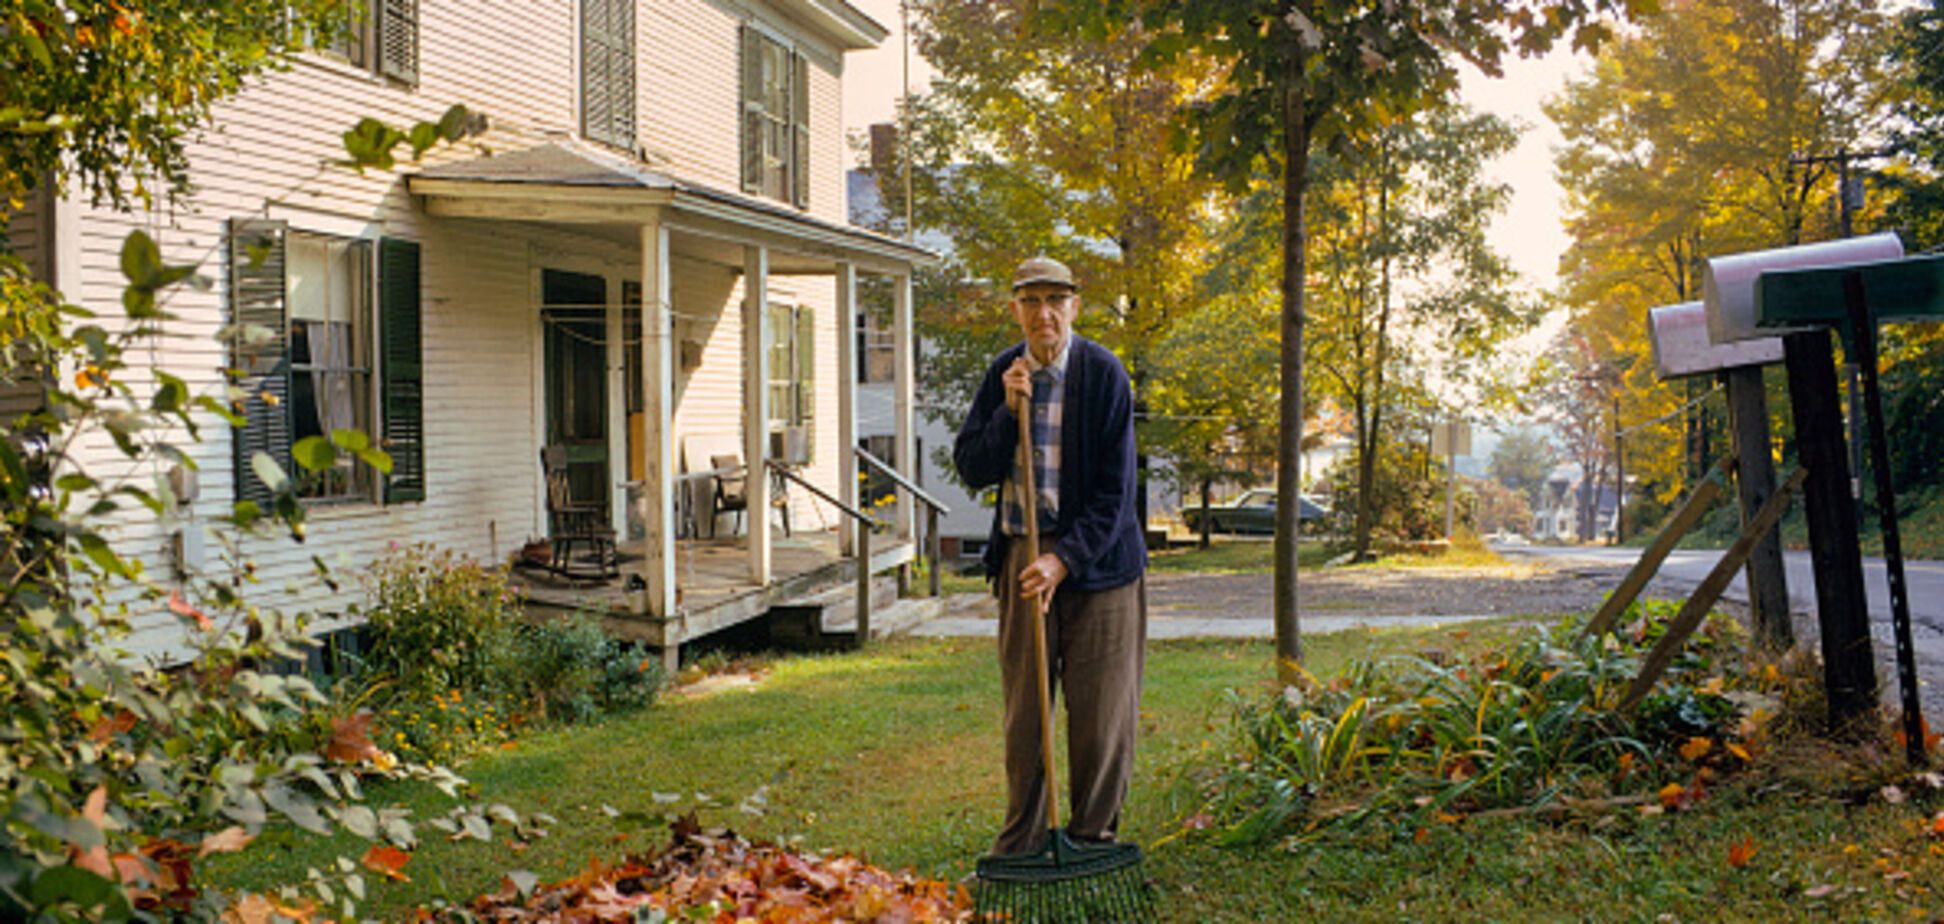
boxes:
[405,140,942,661]
[510,531,920,650]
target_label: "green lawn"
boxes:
[222,627,1944,921]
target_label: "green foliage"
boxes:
[519,613,664,724]
[0,0,348,210]
[360,544,527,709]
[1196,608,1761,845]
[1886,0,1944,249]
[354,550,662,759]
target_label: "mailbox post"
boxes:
[1647,301,1790,648]
[1703,233,1902,731]
[1757,252,1944,764]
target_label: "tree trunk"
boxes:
[1273,31,1309,681]
[1198,476,1212,550]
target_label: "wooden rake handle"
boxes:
[1016,392,1060,831]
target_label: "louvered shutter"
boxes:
[228,219,291,510]
[379,237,425,503]
[377,0,418,85]
[740,25,764,193]
[795,306,814,461]
[582,0,635,149]
[792,51,810,209]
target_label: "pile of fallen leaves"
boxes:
[463,815,972,922]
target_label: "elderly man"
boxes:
[953,255,1148,857]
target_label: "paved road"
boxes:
[1497,542,1944,714]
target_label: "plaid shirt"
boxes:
[1003,341,1066,536]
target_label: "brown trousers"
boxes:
[993,536,1147,856]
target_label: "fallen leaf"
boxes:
[1882,785,1907,805]
[1727,837,1756,868]
[325,712,382,764]
[198,826,254,858]
[1679,737,1713,762]
[1803,884,1836,899]
[1658,783,1686,810]
[361,845,412,882]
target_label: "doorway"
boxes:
[542,269,610,531]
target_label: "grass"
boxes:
[1146,538,1333,574]
[218,627,1944,921]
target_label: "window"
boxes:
[768,304,814,463]
[740,27,810,208]
[857,310,894,384]
[319,0,419,85]
[582,0,636,150]
[288,234,374,500]
[229,220,425,508]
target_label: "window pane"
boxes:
[288,234,373,500]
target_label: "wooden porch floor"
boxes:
[510,528,917,650]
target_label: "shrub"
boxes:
[359,544,526,709]
[1197,609,1762,845]
[518,612,664,724]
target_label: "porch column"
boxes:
[892,271,916,541]
[836,263,860,555]
[743,245,772,584]
[605,266,627,536]
[637,220,677,618]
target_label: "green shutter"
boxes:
[740,25,764,193]
[228,218,290,509]
[792,51,810,209]
[377,0,418,84]
[796,306,814,461]
[581,0,635,149]
[379,237,424,503]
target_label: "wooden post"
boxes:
[1722,365,1792,649]
[743,246,771,586]
[927,505,942,597]
[1781,330,1877,728]
[836,263,859,557]
[856,522,871,647]
[1843,272,1927,764]
[1622,467,1807,711]
[638,221,677,618]
[1581,456,1731,641]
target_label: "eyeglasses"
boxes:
[1016,293,1073,312]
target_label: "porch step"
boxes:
[819,595,948,641]
[765,574,899,648]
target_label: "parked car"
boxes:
[1180,488,1327,535]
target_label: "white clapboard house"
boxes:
[5,0,938,666]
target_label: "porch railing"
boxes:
[854,446,952,598]
[766,461,882,643]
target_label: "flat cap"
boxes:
[1011,255,1077,291]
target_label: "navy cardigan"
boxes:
[952,335,1146,592]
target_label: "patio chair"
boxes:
[540,445,616,580]
[710,453,748,538]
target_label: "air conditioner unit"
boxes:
[769,426,810,466]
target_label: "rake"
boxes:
[972,390,1153,923]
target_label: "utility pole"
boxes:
[1789,147,1892,530]
[1613,389,1624,545]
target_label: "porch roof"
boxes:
[407,142,936,275]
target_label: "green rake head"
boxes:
[973,830,1154,923]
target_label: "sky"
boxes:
[838,2,1595,451]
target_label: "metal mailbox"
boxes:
[1702,232,1904,343]
[1755,252,1944,333]
[1648,300,1783,380]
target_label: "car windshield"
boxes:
[1238,489,1275,507]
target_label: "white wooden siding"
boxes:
[43,0,883,659]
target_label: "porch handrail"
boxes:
[767,460,881,644]
[850,447,950,600]
[764,460,873,525]
[853,446,950,515]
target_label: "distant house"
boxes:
[6,0,937,665]
[1532,465,1623,543]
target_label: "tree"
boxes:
[1548,0,1899,504]
[1304,102,1527,560]
[1,5,506,917]
[1489,426,1557,507]
[1045,0,1642,675]
[1885,0,1944,249]
[895,0,1230,512]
